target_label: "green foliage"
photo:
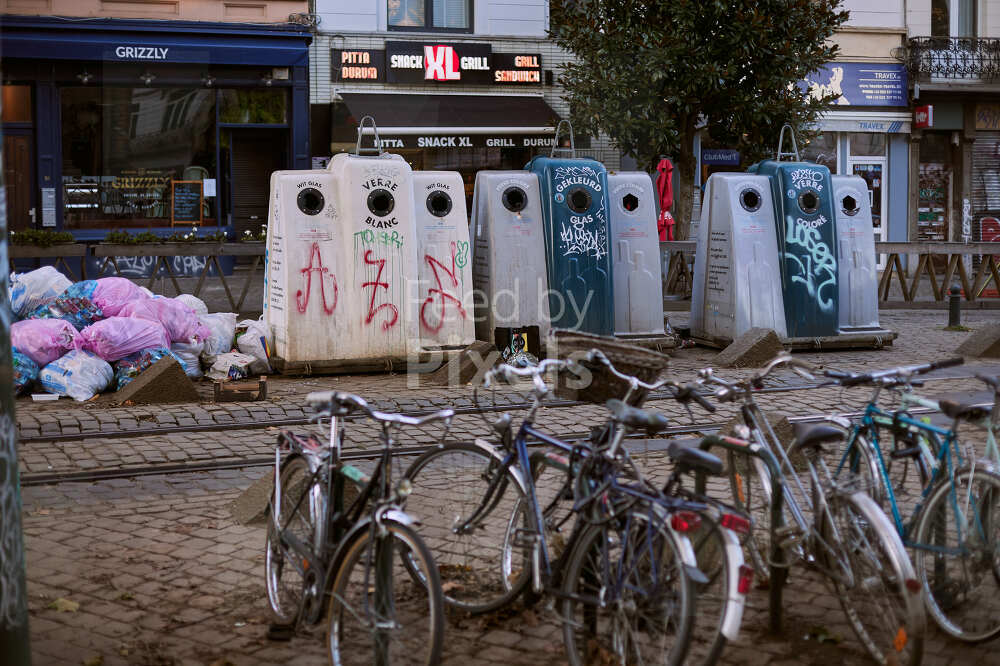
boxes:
[103,228,227,244]
[8,229,76,247]
[552,0,847,169]
[241,224,268,242]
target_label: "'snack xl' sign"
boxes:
[386,41,492,84]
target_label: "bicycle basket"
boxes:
[548,330,670,406]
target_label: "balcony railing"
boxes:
[905,36,1000,81]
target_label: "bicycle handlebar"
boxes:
[824,356,965,387]
[976,373,1000,392]
[306,390,453,426]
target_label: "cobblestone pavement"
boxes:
[15,309,1000,665]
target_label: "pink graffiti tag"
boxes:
[296,242,338,315]
[362,249,398,330]
[421,241,467,333]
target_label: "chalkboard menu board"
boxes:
[171,180,203,225]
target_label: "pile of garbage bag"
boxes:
[7,268,271,401]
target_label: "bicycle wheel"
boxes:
[402,442,532,613]
[685,513,735,666]
[819,422,885,506]
[822,490,924,665]
[561,505,696,666]
[326,519,444,666]
[913,467,1000,642]
[266,455,324,626]
[727,451,774,581]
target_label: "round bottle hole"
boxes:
[739,188,761,212]
[426,190,452,218]
[798,189,820,214]
[842,195,860,216]
[367,188,395,217]
[502,186,527,213]
[622,193,639,212]
[296,187,325,216]
[567,187,592,214]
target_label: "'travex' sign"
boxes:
[385,41,493,84]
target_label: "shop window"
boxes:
[918,133,953,242]
[389,0,470,31]
[848,133,886,157]
[60,87,217,230]
[2,85,31,123]
[800,132,837,171]
[220,89,287,125]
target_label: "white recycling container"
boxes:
[607,172,665,336]
[413,171,475,350]
[470,171,551,354]
[264,118,419,368]
[831,175,881,331]
[690,174,787,345]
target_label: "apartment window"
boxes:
[932,0,977,37]
[389,0,471,31]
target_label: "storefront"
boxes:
[0,16,311,239]
[322,40,563,208]
[799,62,911,246]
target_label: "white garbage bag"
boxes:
[9,266,73,318]
[235,318,271,375]
[199,312,237,360]
[175,294,209,315]
[39,350,113,402]
[171,340,205,379]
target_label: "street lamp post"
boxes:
[0,136,32,664]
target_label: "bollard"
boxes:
[949,284,962,328]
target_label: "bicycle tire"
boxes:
[913,467,1000,642]
[823,490,924,665]
[326,519,444,666]
[727,450,775,582]
[686,513,735,666]
[560,505,696,666]
[266,454,325,626]
[402,442,532,613]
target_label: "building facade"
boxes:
[1,5,311,240]
[308,0,620,209]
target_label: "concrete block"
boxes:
[714,328,784,368]
[428,340,499,385]
[114,357,200,404]
[230,473,274,525]
[957,324,1000,358]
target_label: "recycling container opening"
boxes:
[502,186,527,212]
[842,195,859,216]
[798,190,819,214]
[622,193,639,211]
[568,187,592,213]
[426,190,452,217]
[367,189,395,217]
[297,188,325,215]
[740,188,761,212]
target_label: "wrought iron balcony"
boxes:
[903,36,1000,81]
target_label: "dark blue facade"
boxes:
[0,16,311,250]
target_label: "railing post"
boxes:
[0,148,32,665]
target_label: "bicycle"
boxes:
[264,390,452,666]
[531,351,754,666]
[699,353,926,665]
[821,359,1000,643]
[402,356,712,665]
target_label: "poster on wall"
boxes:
[799,63,907,107]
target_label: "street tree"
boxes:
[550,0,849,240]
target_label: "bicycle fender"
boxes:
[322,512,418,594]
[472,438,528,494]
[381,508,419,527]
[720,526,747,641]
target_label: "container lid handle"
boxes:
[355,116,384,156]
[776,124,800,162]
[550,119,576,158]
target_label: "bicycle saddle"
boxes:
[791,423,844,452]
[605,399,669,433]
[939,399,990,422]
[667,439,724,476]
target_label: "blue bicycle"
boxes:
[823,358,1000,643]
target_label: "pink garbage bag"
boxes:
[10,319,78,366]
[76,317,170,362]
[118,297,209,343]
[91,277,148,317]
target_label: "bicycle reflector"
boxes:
[670,511,702,532]
[720,513,751,535]
[737,565,754,594]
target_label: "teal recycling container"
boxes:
[749,160,840,338]
[526,156,614,335]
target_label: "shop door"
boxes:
[3,131,34,231]
[849,159,887,267]
[226,129,286,236]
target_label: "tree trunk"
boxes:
[673,117,699,242]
